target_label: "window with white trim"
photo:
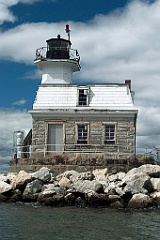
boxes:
[78,88,89,106]
[77,124,88,144]
[104,125,115,144]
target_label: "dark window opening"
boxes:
[77,124,88,144]
[78,89,87,106]
[104,125,115,144]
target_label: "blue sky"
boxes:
[1,0,130,110]
[0,0,160,162]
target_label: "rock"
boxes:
[38,184,62,203]
[10,189,22,202]
[110,201,124,209]
[78,171,94,181]
[124,170,144,182]
[92,168,108,181]
[108,194,121,203]
[32,167,51,182]
[64,193,77,205]
[0,174,8,182]
[150,178,160,191]
[39,195,64,206]
[139,164,160,178]
[6,172,17,183]
[71,180,103,194]
[23,179,43,195]
[56,170,79,182]
[0,194,8,202]
[125,165,160,180]
[127,193,153,208]
[22,179,43,201]
[104,182,116,195]
[124,174,152,195]
[107,174,118,182]
[150,192,160,206]
[12,170,32,191]
[58,177,71,187]
[85,191,110,207]
[0,180,12,196]
[41,184,60,196]
[75,196,86,207]
[117,172,126,181]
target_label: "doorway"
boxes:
[47,124,63,154]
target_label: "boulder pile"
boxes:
[1,164,160,208]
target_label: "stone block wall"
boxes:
[31,114,136,160]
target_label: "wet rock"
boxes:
[86,192,110,207]
[75,196,86,207]
[40,195,64,206]
[127,193,153,208]
[110,201,124,209]
[0,194,8,202]
[64,193,77,205]
[150,192,160,206]
[10,189,22,202]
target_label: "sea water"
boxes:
[0,163,160,240]
[0,203,160,240]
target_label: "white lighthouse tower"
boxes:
[34,24,80,85]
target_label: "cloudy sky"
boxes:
[0,0,160,163]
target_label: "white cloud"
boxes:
[0,109,31,161]
[0,0,160,155]
[0,0,43,24]
[12,99,27,106]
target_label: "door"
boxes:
[47,124,63,154]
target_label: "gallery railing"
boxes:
[11,143,158,161]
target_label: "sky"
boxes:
[0,0,160,162]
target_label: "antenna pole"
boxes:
[65,24,71,42]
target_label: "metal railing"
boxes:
[11,143,159,161]
[35,47,80,62]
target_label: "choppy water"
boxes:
[0,160,9,174]
[0,203,160,240]
[0,162,160,240]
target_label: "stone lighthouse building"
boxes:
[28,25,138,164]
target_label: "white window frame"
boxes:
[103,123,116,144]
[76,123,89,144]
[77,87,89,106]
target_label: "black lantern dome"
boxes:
[46,34,71,59]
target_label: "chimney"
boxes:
[125,80,131,90]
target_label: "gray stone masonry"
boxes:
[31,115,136,160]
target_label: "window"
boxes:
[104,125,115,144]
[77,124,88,144]
[78,88,88,106]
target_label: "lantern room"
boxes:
[46,35,71,59]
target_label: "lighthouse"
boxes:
[28,25,138,162]
[34,24,80,85]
